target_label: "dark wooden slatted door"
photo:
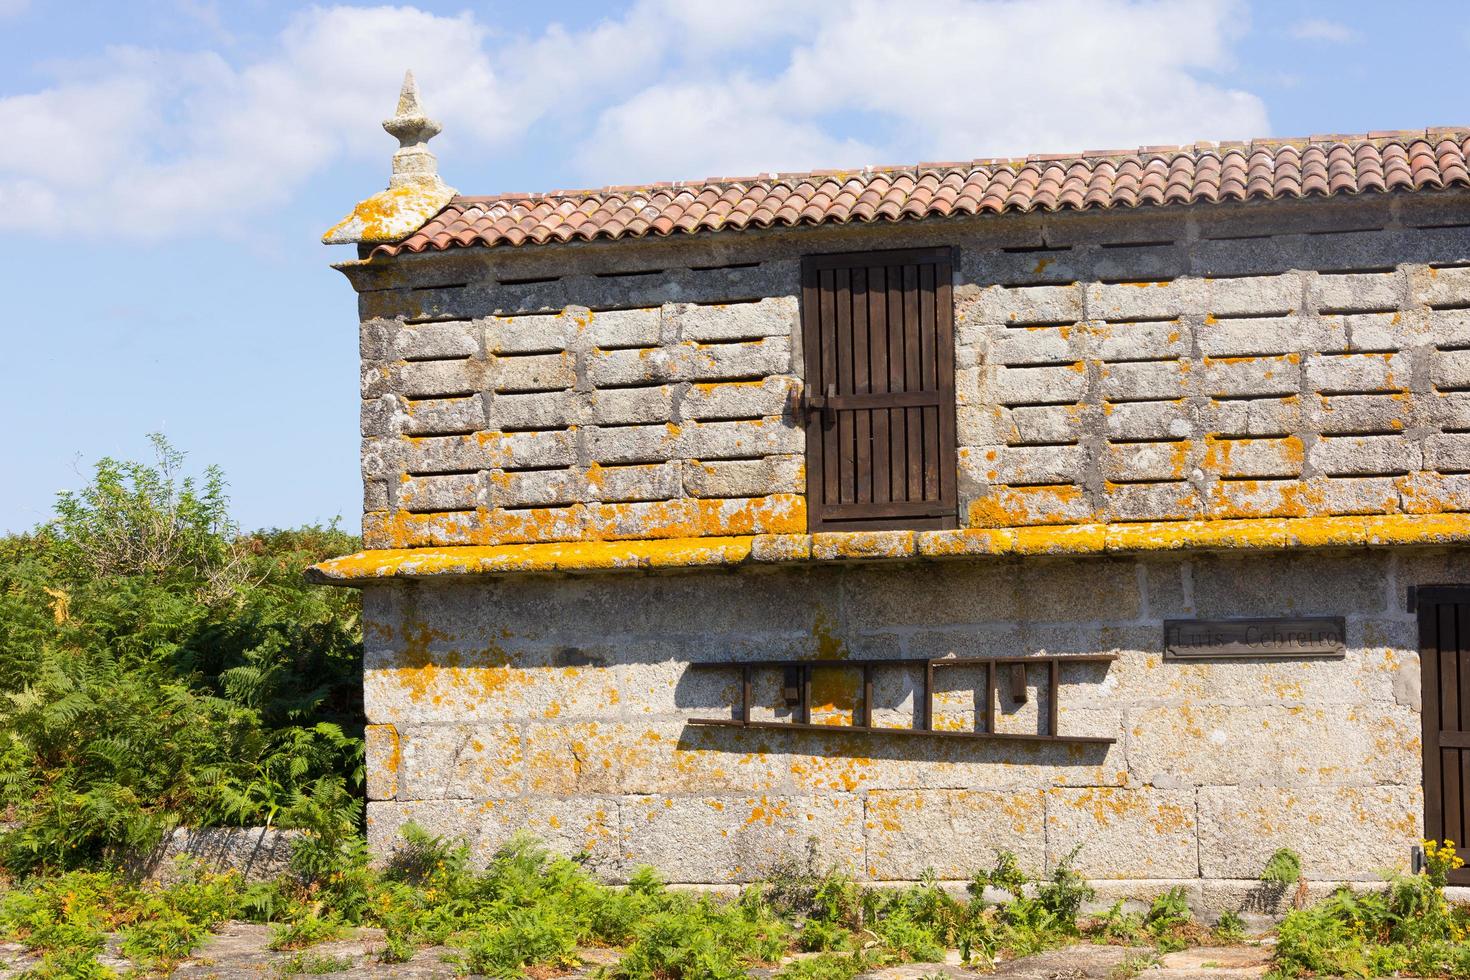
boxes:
[801,247,958,532]
[1422,585,1470,884]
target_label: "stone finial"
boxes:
[384,70,443,187]
[322,69,457,246]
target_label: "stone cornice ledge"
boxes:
[307,514,1470,585]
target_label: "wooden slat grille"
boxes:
[1421,585,1470,885]
[801,248,958,532]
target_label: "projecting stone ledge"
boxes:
[306,512,1470,584]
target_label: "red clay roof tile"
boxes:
[371,130,1470,257]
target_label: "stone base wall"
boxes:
[361,547,1456,892]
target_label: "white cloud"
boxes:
[1288,18,1359,43]
[0,0,1271,239]
[579,0,1270,182]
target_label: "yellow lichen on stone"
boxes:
[322,178,457,246]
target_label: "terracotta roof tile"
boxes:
[372,130,1470,257]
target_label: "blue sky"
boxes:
[3,0,1469,534]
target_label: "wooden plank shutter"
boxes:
[800,247,958,532]
[1421,584,1470,883]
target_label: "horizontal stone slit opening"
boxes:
[1437,385,1470,393]
[1104,315,1182,325]
[1000,244,1073,254]
[1439,342,1470,352]
[1006,439,1081,448]
[498,424,573,434]
[1429,300,1470,311]
[410,389,479,400]
[406,468,479,477]
[1206,310,1297,321]
[1098,239,1176,249]
[1318,306,1400,316]
[1201,232,1273,242]
[403,314,466,325]
[690,373,772,384]
[691,297,765,306]
[1315,427,1408,438]
[1102,355,1181,366]
[1104,394,1182,405]
[1209,433,1292,441]
[686,414,765,423]
[1444,425,1470,434]
[499,464,571,474]
[595,342,658,352]
[400,353,474,364]
[1105,478,1191,487]
[492,385,574,396]
[1320,469,1411,478]
[402,506,474,515]
[1316,264,1397,274]
[1108,437,1188,446]
[497,275,560,286]
[490,344,567,356]
[594,269,664,279]
[406,427,481,438]
[1002,318,1078,329]
[1317,387,1406,396]
[1414,223,1470,232]
[1304,228,1385,238]
[1095,276,1178,286]
[593,379,680,391]
[1429,260,1470,269]
[1436,465,1470,474]
[410,282,469,292]
[696,335,777,345]
[1000,399,1080,408]
[689,261,761,271]
[590,420,668,430]
[997,276,1078,287]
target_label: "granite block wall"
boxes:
[360,546,1447,891]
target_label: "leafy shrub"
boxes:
[1038,847,1095,924]
[1143,887,1194,952]
[1213,909,1246,943]
[1262,848,1303,885]
[0,436,363,875]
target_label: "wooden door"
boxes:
[800,247,958,532]
[1421,584,1470,883]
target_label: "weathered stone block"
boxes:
[1433,349,1470,389]
[588,461,683,502]
[991,327,1078,366]
[1313,393,1412,436]
[492,351,576,392]
[684,456,802,498]
[1125,703,1419,788]
[486,312,575,354]
[1102,441,1193,482]
[1094,320,1187,362]
[1200,395,1301,437]
[1425,433,1470,473]
[865,790,1046,880]
[1201,355,1300,398]
[1196,316,1320,358]
[1205,273,1301,317]
[395,723,525,799]
[1100,360,1186,401]
[978,284,1084,325]
[1409,263,1470,308]
[1106,399,1192,441]
[583,307,661,348]
[493,390,582,429]
[1190,553,1391,618]
[402,395,486,436]
[619,795,864,883]
[400,473,481,512]
[685,338,793,381]
[585,424,680,465]
[1307,351,1409,394]
[682,377,797,421]
[996,445,1086,485]
[397,357,486,398]
[395,320,482,360]
[1197,785,1419,881]
[487,468,581,508]
[586,386,674,426]
[668,296,797,341]
[993,364,1088,405]
[1309,434,1420,476]
[1313,272,1401,312]
[1205,436,1304,478]
[1103,482,1201,522]
[679,418,803,460]
[1045,787,1198,878]
[1087,281,1190,321]
[1006,404,1085,444]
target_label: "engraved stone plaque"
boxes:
[1163,617,1346,660]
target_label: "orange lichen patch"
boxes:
[1364,513,1470,545]
[811,530,916,560]
[1012,523,1106,555]
[916,528,1015,557]
[313,514,1470,584]
[968,484,1087,528]
[1397,472,1456,515]
[809,666,861,726]
[1053,787,1144,827]
[322,178,457,245]
[1206,478,1323,520]
[1104,519,1288,553]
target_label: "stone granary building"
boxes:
[316,74,1470,906]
